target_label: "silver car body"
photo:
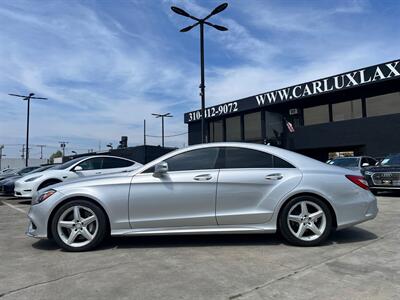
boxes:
[27,143,377,239]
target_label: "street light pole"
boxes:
[152,113,173,147]
[8,93,48,166]
[171,3,228,144]
[199,22,206,143]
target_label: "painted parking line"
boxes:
[1,200,28,214]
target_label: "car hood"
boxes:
[49,171,133,191]
[364,165,400,173]
[0,173,19,180]
[0,175,21,184]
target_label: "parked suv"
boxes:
[362,153,400,195]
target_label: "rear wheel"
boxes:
[51,200,107,251]
[279,196,332,246]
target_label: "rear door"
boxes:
[216,147,302,225]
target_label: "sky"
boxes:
[0,0,399,158]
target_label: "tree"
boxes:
[49,150,62,163]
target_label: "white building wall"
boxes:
[0,158,48,170]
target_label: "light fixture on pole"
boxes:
[152,113,173,147]
[171,3,228,143]
[8,93,48,166]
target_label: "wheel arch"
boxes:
[276,192,338,230]
[37,178,63,190]
[47,196,111,239]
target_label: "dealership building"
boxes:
[184,59,400,161]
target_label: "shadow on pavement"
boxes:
[31,226,378,252]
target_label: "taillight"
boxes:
[345,175,369,190]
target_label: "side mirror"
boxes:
[154,161,168,175]
[73,165,83,172]
[361,163,369,167]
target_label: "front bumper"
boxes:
[14,181,35,198]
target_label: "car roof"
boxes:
[143,142,328,170]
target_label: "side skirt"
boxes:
[111,225,276,236]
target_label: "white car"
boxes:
[15,155,142,198]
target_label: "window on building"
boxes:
[265,111,283,144]
[303,104,330,126]
[209,120,224,142]
[244,112,262,141]
[332,100,362,122]
[225,116,242,141]
[366,92,400,117]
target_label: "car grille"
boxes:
[372,172,400,186]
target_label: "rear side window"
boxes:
[102,157,134,169]
[165,147,219,172]
[218,147,294,169]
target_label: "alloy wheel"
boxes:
[287,201,326,241]
[57,205,98,248]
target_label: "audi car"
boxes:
[26,143,378,252]
[15,155,142,198]
[363,153,400,194]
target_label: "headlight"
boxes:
[25,175,43,182]
[35,189,57,205]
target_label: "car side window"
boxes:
[77,158,103,170]
[102,157,134,169]
[157,148,220,172]
[218,147,294,169]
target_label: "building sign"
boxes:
[185,59,400,123]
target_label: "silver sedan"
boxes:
[27,143,378,251]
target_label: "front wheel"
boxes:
[279,196,332,246]
[51,200,107,251]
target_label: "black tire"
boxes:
[51,200,107,252]
[38,179,62,191]
[278,195,333,246]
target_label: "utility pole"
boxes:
[59,141,68,158]
[144,119,147,146]
[21,144,25,160]
[8,93,48,166]
[36,144,46,159]
[0,145,4,170]
[152,113,173,147]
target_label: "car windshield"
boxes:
[51,157,85,170]
[25,165,55,174]
[380,154,400,166]
[329,157,360,167]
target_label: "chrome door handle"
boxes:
[265,173,283,180]
[193,174,212,181]
[95,172,102,175]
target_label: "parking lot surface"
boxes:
[0,195,399,300]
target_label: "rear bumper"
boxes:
[336,191,378,230]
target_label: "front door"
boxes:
[130,147,220,228]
